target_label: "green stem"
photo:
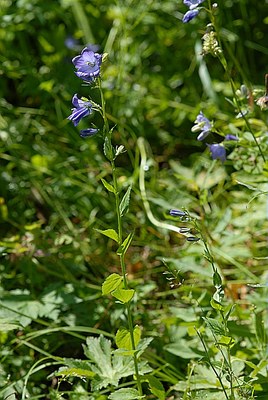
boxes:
[99,79,143,396]
[196,329,229,399]
[111,158,143,396]
[98,77,109,136]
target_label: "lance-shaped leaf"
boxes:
[104,136,115,161]
[148,375,165,400]
[117,232,134,256]
[119,186,132,217]
[95,228,119,243]
[101,178,116,194]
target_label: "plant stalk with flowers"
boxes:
[168,209,255,399]
[66,47,146,398]
[182,0,267,165]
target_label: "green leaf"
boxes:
[101,178,116,194]
[0,318,21,332]
[210,298,223,311]
[80,335,151,391]
[136,337,154,357]
[203,317,225,336]
[115,326,141,350]
[255,312,266,345]
[108,388,142,400]
[102,273,122,295]
[55,362,95,379]
[104,136,114,161]
[117,232,134,256]
[95,228,119,243]
[82,335,134,390]
[213,270,222,288]
[112,287,135,303]
[216,335,235,347]
[148,376,165,400]
[119,186,132,217]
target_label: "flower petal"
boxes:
[80,128,99,137]
[208,144,226,162]
[225,134,238,141]
[183,9,199,22]
[184,0,204,9]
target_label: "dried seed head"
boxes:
[202,31,222,57]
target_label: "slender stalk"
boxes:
[110,158,143,396]
[196,329,229,400]
[207,0,266,162]
[99,79,143,396]
[265,74,268,96]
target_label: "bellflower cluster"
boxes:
[68,47,103,137]
[182,0,205,23]
[192,112,238,162]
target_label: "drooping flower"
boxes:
[72,47,102,82]
[208,144,226,162]
[183,9,200,23]
[256,95,268,110]
[184,0,205,9]
[68,94,92,126]
[80,127,99,138]
[191,111,212,141]
[225,134,238,141]
[182,0,205,22]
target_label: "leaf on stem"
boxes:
[112,287,135,303]
[203,317,225,336]
[119,186,132,217]
[117,232,134,256]
[147,375,165,400]
[104,136,115,161]
[213,270,222,288]
[95,228,119,243]
[115,325,141,350]
[101,178,116,193]
[102,273,122,295]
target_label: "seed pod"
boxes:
[179,227,191,233]
[186,236,200,242]
[169,209,186,217]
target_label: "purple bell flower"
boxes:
[80,128,99,138]
[208,144,226,162]
[225,134,238,141]
[72,47,102,82]
[183,9,200,23]
[184,0,205,9]
[192,111,212,140]
[68,94,92,126]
